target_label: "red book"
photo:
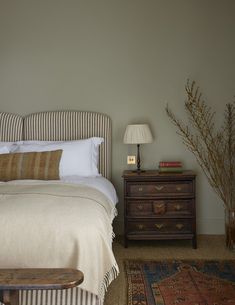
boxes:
[159,161,182,167]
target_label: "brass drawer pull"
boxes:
[153,202,166,215]
[137,224,144,230]
[175,204,182,211]
[176,187,182,191]
[138,187,143,192]
[176,223,184,230]
[155,203,164,208]
[138,204,143,210]
[155,186,164,191]
[155,223,164,229]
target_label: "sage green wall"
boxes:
[1,0,235,235]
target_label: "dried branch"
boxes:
[166,81,235,210]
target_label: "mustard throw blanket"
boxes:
[0,182,119,299]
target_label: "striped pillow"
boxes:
[0,150,62,181]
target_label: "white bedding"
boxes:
[61,176,118,205]
[0,176,118,206]
[0,179,119,301]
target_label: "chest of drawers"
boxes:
[123,170,197,248]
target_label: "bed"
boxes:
[0,111,119,305]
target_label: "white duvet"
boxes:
[0,179,119,300]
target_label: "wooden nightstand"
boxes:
[123,170,197,248]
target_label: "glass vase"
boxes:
[225,209,235,250]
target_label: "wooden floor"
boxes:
[104,235,235,305]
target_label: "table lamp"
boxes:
[123,124,153,172]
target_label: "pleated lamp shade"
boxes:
[123,124,153,144]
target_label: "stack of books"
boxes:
[158,161,183,173]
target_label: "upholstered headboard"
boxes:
[0,112,23,141]
[0,111,111,179]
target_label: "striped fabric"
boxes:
[0,150,62,181]
[0,288,99,305]
[0,112,23,141]
[23,111,111,179]
[19,288,99,305]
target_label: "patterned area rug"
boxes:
[125,260,235,305]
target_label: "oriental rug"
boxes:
[124,259,235,305]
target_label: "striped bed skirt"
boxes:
[0,288,100,305]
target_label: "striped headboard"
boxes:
[0,112,23,141]
[0,111,112,179]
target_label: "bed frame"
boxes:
[0,111,111,180]
[0,110,113,305]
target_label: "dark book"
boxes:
[158,167,183,173]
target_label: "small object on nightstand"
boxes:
[123,124,153,172]
[122,170,197,248]
[158,161,183,173]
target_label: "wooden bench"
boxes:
[0,268,84,305]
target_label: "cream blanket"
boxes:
[0,182,119,299]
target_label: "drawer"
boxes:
[127,200,193,217]
[127,219,192,234]
[127,182,192,196]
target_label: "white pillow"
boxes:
[0,147,10,154]
[0,141,23,153]
[21,140,63,145]
[17,138,104,177]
